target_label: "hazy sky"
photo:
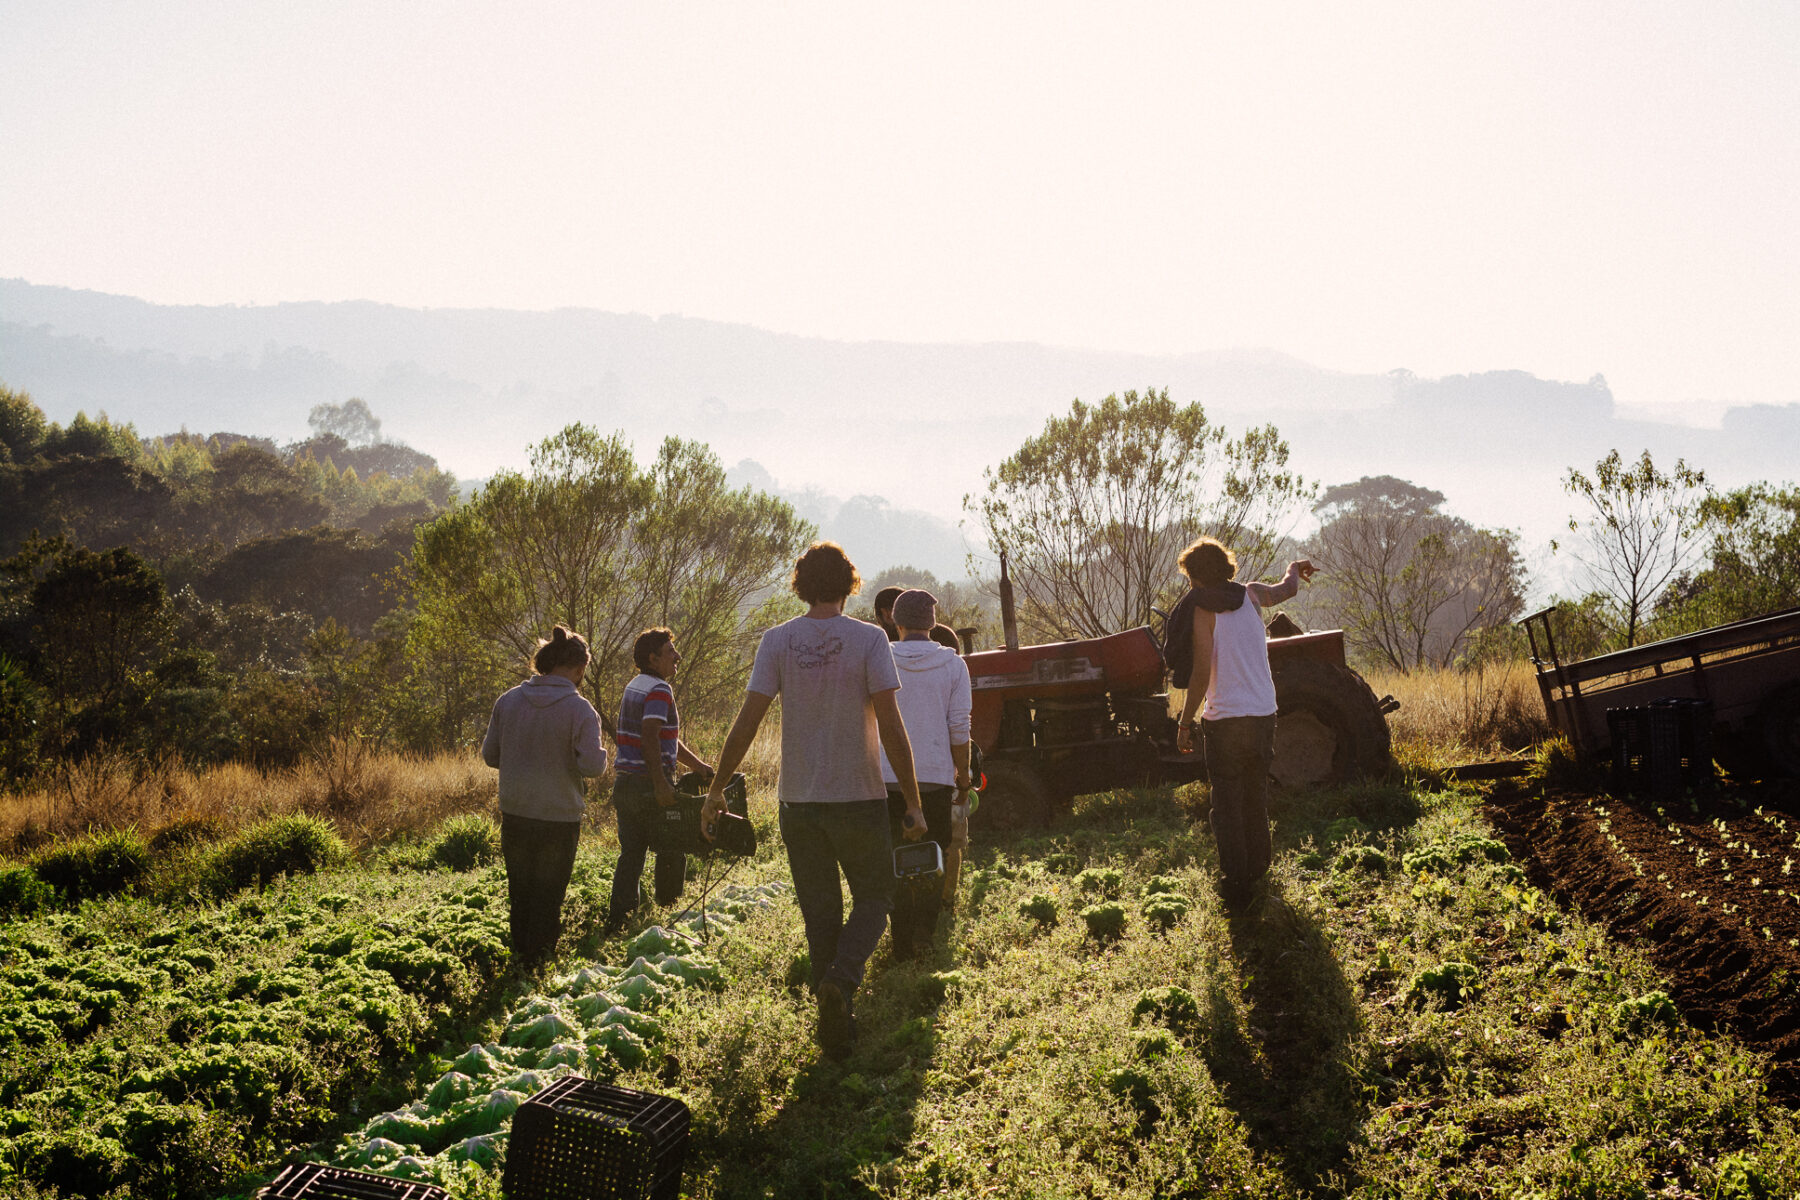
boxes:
[4,2,1797,422]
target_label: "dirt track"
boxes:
[1483,777,1800,1101]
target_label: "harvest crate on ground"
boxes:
[501,1076,692,1200]
[256,1164,448,1200]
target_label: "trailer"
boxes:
[1518,604,1800,778]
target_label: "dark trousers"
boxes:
[887,785,954,954]
[501,812,582,967]
[780,798,894,993]
[608,773,687,923]
[1202,714,1277,898]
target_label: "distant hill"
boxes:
[4,278,1795,583]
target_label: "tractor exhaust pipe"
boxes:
[999,550,1020,651]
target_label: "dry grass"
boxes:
[1362,657,1554,771]
[0,746,498,858]
[0,716,792,861]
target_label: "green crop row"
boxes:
[0,854,562,1200]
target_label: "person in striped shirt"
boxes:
[607,627,714,931]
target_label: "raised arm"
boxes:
[1247,559,1316,608]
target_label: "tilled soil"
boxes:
[1483,777,1800,1100]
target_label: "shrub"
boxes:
[1132,985,1201,1038]
[1074,867,1123,898]
[1131,1028,1175,1060]
[1104,1066,1159,1128]
[1141,895,1191,931]
[1334,845,1391,875]
[1080,902,1127,941]
[1403,835,1510,876]
[148,812,228,853]
[1141,874,1182,896]
[1612,990,1679,1034]
[1018,894,1059,926]
[429,814,500,871]
[921,970,968,1004]
[1406,961,1482,1010]
[31,829,152,903]
[211,814,348,889]
[0,866,56,918]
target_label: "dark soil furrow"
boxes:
[1484,778,1800,1100]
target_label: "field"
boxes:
[1485,770,1800,1098]
[3,728,1800,1198]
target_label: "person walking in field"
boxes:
[704,542,926,1059]
[1171,539,1315,911]
[481,625,609,968]
[872,585,904,641]
[880,590,973,958]
[608,627,715,933]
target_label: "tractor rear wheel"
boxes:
[1270,658,1393,788]
[975,760,1055,832]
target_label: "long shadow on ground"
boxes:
[1200,882,1367,1195]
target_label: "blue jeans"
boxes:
[1202,714,1277,897]
[779,798,895,992]
[608,773,687,923]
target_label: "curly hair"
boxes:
[791,541,862,605]
[1178,537,1237,587]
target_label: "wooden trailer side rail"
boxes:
[1519,605,1800,756]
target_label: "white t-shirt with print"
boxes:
[747,613,901,804]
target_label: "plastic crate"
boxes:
[1607,699,1713,797]
[257,1165,448,1200]
[501,1075,690,1200]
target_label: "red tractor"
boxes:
[963,563,1397,829]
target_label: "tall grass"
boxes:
[1361,658,1553,770]
[0,715,789,860]
[0,748,496,857]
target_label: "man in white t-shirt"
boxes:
[1172,537,1315,911]
[705,542,925,1059]
[879,589,973,958]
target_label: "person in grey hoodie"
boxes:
[880,590,973,958]
[481,625,610,968]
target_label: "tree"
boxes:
[308,398,382,446]
[969,388,1313,641]
[0,384,48,464]
[1561,450,1711,647]
[1305,476,1527,670]
[625,438,816,718]
[1655,481,1800,631]
[411,426,812,729]
[28,543,169,710]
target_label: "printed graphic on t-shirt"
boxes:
[794,633,845,670]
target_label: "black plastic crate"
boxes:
[1608,699,1713,798]
[258,1164,448,1200]
[502,1075,690,1200]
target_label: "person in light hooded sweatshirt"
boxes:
[481,625,610,968]
[880,589,974,958]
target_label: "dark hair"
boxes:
[633,627,674,673]
[1179,537,1237,587]
[532,625,590,674]
[873,586,904,613]
[791,541,861,605]
[928,623,961,652]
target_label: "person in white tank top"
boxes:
[1171,537,1316,911]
